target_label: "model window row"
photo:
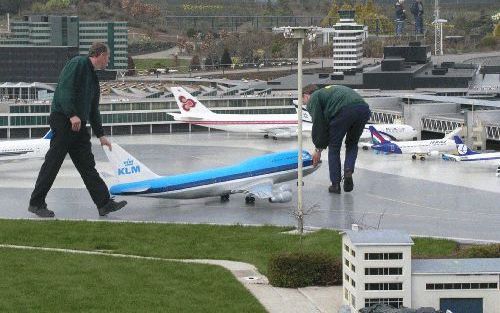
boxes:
[365,282,403,291]
[364,252,403,260]
[365,267,402,275]
[365,298,403,309]
[426,282,497,290]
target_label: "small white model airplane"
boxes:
[369,126,459,160]
[0,130,53,162]
[103,143,320,203]
[442,136,500,176]
[169,87,312,139]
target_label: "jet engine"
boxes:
[269,191,292,203]
[272,129,293,139]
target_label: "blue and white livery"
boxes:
[442,136,500,177]
[103,143,320,203]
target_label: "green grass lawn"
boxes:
[0,248,264,313]
[134,58,190,73]
[0,220,460,312]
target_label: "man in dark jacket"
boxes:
[411,0,424,34]
[303,84,371,194]
[395,0,406,36]
[28,42,127,217]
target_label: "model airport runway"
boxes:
[1,132,499,242]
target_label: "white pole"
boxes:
[297,35,304,233]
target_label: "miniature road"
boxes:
[1,132,499,242]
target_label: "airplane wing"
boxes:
[234,179,274,199]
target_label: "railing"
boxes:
[421,116,464,133]
[485,124,500,141]
[369,110,402,124]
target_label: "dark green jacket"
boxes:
[51,56,104,138]
[306,85,368,149]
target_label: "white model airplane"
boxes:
[103,143,320,203]
[169,87,312,139]
[369,126,459,160]
[0,130,53,162]
[442,136,500,176]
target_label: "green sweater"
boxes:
[51,56,104,138]
[306,85,368,149]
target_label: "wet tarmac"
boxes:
[1,132,499,242]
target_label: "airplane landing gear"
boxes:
[273,136,278,140]
[362,146,369,151]
[220,194,230,202]
[264,134,269,139]
[245,195,255,204]
[412,154,426,161]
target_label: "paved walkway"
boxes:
[182,259,342,313]
[1,244,343,313]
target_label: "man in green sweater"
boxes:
[28,42,127,217]
[303,84,371,194]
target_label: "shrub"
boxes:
[457,244,500,258]
[479,35,497,48]
[494,23,500,37]
[267,251,342,288]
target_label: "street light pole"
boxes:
[296,32,305,233]
[273,26,318,234]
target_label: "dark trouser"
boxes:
[29,112,110,209]
[328,104,371,185]
[395,20,405,35]
[415,15,424,34]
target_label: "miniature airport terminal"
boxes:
[1,25,500,312]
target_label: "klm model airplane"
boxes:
[103,143,320,203]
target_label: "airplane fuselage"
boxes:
[372,139,456,155]
[0,139,49,161]
[361,124,417,141]
[442,152,500,162]
[172,113,312,135]
[109,150,317,199]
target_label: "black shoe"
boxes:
[98,199,127,216]
[28,203,55,218]
[328,183,341,194]
[343,172,354,192]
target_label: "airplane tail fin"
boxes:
[292,100,312,123]
[453,136,478,156]
[103,143,160,184]
[170,87,216,118]
[369,126,389,145]
[443,127,462,140]
[43,129,54,139]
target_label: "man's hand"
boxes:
[312,149,322,167]
[69,116,81,132]
[99,136,112,151]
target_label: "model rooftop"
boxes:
[343,229,414,246]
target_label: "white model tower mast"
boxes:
[433,0,447,55]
